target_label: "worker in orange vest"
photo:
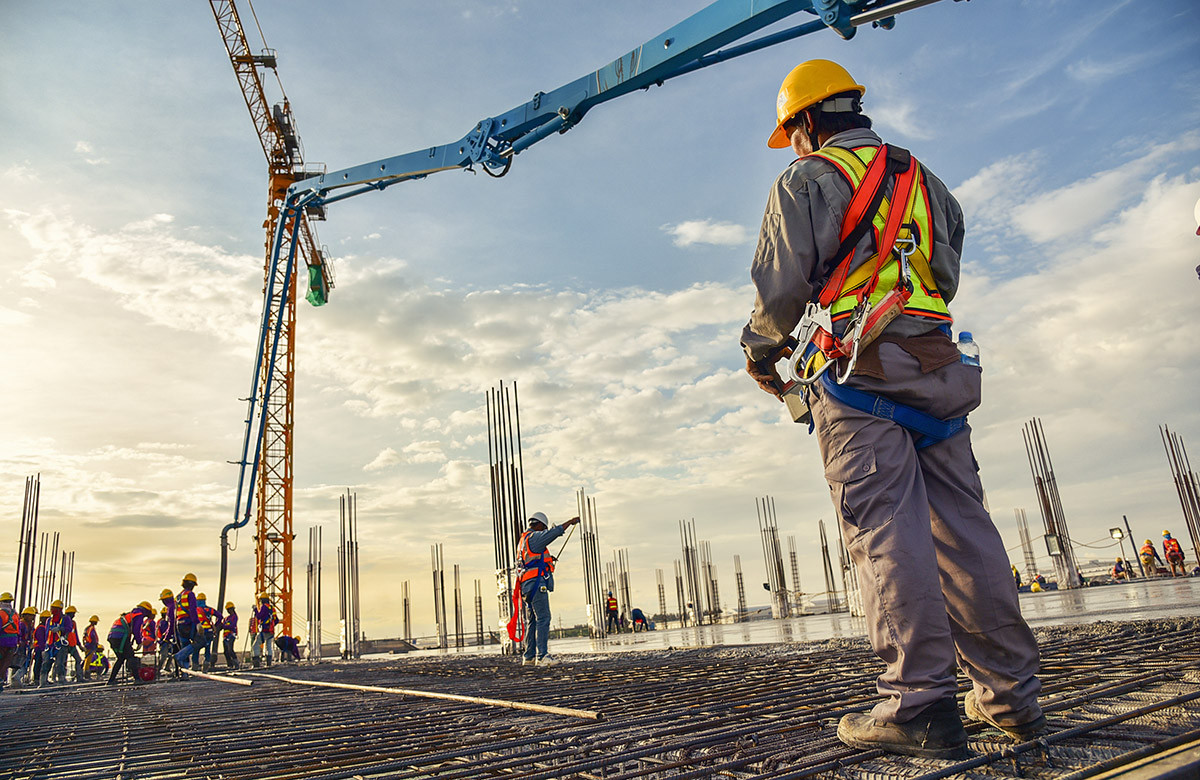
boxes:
[517,512,580,667]
[107,602,153,685]
[173,573,201,671]
[1139,539,1164,577]
[251,594,277,668]
[0,593,19,691]
[1163,531,1187,576]
[604,591,620,633]
[53,605,85,682]
[39,599,66,687]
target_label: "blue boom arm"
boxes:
[225,0,954,542]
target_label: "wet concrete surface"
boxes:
[402,574,1200,660]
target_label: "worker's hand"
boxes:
[745,340,795,401]
[565,516,581,527]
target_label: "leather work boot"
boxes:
[838,698,968,759]
[964,690,1047,741]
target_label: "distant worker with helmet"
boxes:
[605,591,620,633]
[251,594,277,668]
[39,599,66,686]
[108,602,153,685]
[15,607,37,687]
[157,588,177,672]
[53,605,85,683]
[0,593,20,691]
[82,615,106,680]
[31,610,50,687]
[1111,557,1133,582]
[517,512,580,667]
[173,573,202,671]
[1139,538,1164,577]
[195,593,215,671]
[741,60,1043,758]
[1163,531,1187,576]
[222,602,240,670]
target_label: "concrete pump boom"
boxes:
[223,0,960,615]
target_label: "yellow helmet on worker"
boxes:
[768,59,865,149]
[39,610,51,618]
[65,605,77,614]
[137,601,154,612]
[89,615,99,623]
[0,592,13,602]
[1162,530,1171,537]
[51,599,63,609]
[21,607,37,616]
[160,588,174,600]
[226,602,236,610]
[182,572,198,585]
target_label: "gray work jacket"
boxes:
[740,128,964,362]
[519,524,566,596]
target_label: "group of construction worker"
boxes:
[0,572,297,691]
[1115,530,1193,580]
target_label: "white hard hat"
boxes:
[528,512,549,528]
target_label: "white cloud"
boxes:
[662,219,751,248]
[363,447,402,471]
[74,140,109,166]
[872,100,934,141]
[3,163,39,183]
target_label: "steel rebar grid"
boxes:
[4,618,1199,779]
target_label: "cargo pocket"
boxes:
[824,445,891,534]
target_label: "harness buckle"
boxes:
[783,302,834,387]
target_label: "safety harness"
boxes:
[779,143,966,448]
[506,530,555,643]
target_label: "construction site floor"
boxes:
[3,617,1199,779]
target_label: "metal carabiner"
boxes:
[835,304,868,385]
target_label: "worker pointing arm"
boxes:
[517,512,579,667]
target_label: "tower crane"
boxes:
[210,0,335,635]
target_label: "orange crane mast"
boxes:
[209,0,334,636]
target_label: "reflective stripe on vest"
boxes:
[606,597,618,612]
[807,145,951,324]
[1165,539,1183,557]
[176,590,194,622]
[516,531,555,586]
[110,611,139,636]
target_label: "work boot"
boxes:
[251,657,260,668]
[964,690,1047,741]
[521,657,536,666]
[537,655,558,667]
[837,698,968,760]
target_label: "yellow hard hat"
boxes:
[258,593,269,601]
[1145,539,1153,545]
[1163,530,1171,537]
[137,601,153,612]
[0,592,13,602]
[89,615,99,623]
[182,573,198,584]
[197,592,207,601]
[21,607,36,616]
[160,589,174,600]
[226,602,236,610]
[39,610,51,618]
[66,605,77,614]
[51,599,63,609]
[768,59,865,149]
[1116,557,1123,562]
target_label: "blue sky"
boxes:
[2,0,1199,642]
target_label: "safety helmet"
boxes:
[226,602,236,610]
[528,511,549,529]
[159,588,174,600]
[137,601,153,613]
[39,610,51,618]
[197,593,207,601]
[0,592,12,602]
[1163,530,1171,537]
[89,615,99,623]
[1145,539,1153,545]
[51,599,63,609]
[258,593,269,602]
[768,59,865,149]
[21,607,36,616]
[1116,557,1123,562]
[65,606,77,614]
[182,573,198,585]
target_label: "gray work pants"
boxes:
[810,342,1042,726]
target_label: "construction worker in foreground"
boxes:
[0,593,19,691]
[107,602,153,685]
[251,594,277,667]
[1163,530,1187,576]
[222,602,240,670]
[1140,538,1164,577]
[51,605,85,683]
[518,512,580,666]
[741,60,1044,758]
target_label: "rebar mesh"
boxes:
[2,618,1197,779]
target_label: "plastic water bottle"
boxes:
[957,331,981,368]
